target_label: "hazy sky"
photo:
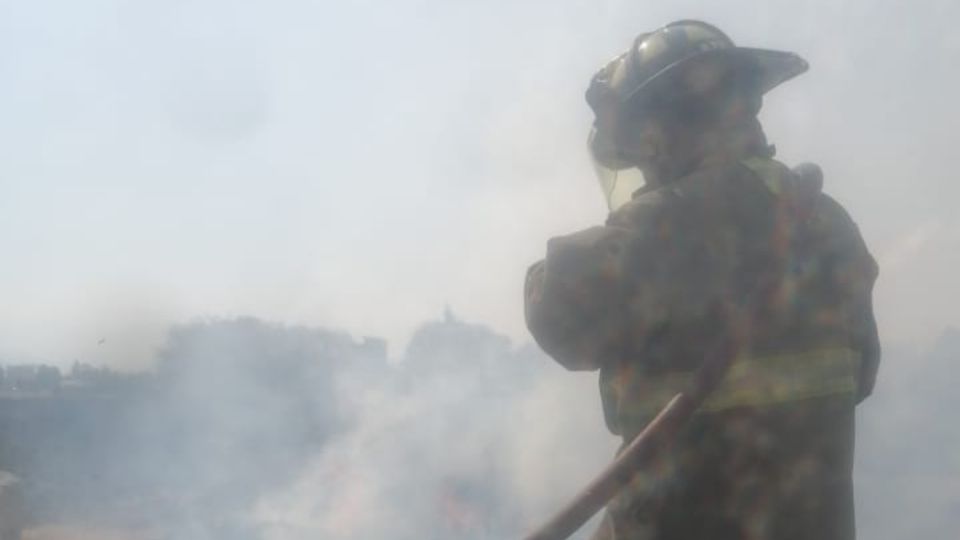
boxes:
[1,0,958,368]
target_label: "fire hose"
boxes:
[522,313,746,540]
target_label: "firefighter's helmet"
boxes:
[587,20,808,210]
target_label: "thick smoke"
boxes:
[2,315,959,538]
[0,314,616,538]
[854,330,960,539]
[252,313,616,540]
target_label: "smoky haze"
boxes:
[0,0,958,538]
[0,315,619,538]
[2,0,959,365]
[0,315,957,538]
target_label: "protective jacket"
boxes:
[524,156,879,540]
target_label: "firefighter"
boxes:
[524,20,879,540]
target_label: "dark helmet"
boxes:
[587,20,809,209]
[587,20,808,118]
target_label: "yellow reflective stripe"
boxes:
[703,347,860,410]
[620,347,861,418]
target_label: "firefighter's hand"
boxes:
[525,226,632,371]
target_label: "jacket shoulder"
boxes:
[607,161,771,230]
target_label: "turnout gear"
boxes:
[528,157,878,431]
[526,155,879,540]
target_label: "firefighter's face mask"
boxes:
[588,110,662,211]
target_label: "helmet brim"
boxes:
[623,46,809,106]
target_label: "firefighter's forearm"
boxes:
[524,260,623,371]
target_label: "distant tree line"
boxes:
[0,364,62,393]
[0,361,155,396]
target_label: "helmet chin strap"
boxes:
[638,115,773,186]
[618,123,685,187]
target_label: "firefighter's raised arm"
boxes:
[524,225,634,371]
